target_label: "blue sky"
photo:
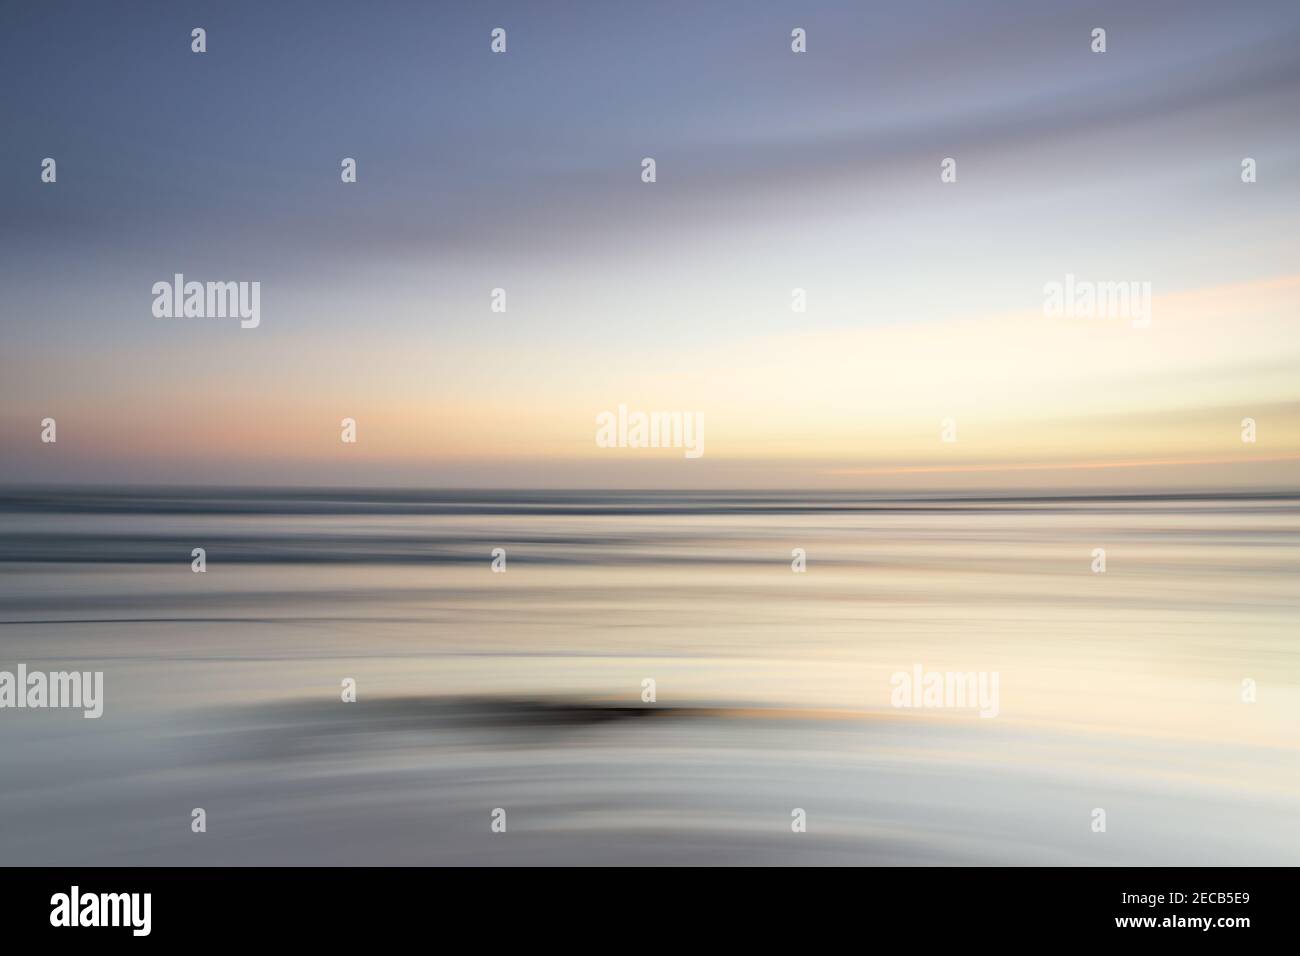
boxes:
[2,1,1298,487]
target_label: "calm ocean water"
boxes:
[1,489,1297,864]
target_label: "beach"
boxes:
[1,488,1296,865]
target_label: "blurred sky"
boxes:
[1,0,1298,489]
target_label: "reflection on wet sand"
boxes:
[1,490,1297,864]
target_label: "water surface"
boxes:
[1,489,1296,864]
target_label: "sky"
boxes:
[1,0,1298,490]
